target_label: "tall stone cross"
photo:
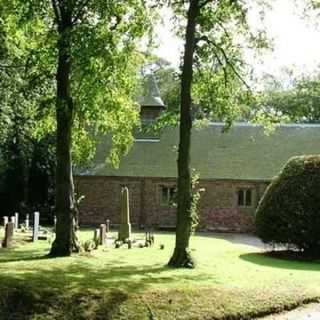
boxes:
[118,186,131,241]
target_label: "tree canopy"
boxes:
[164,0,268,268]
[251,72,320,123]
[2,0,153,255]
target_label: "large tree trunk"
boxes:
[168,0,199,268]
[50,5,80,256]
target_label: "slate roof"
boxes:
[78,123,320,181]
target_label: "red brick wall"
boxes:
[74,176,268,232]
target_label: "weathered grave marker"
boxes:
[3,216,8,227]
[14,212,19,229]
[2,222,14,248]
[94,228,100,240]
[145,231,155,247]
[99,224,106,245]
[10,216,15,225]
[118,186,131,241]
[32,211,40,242]
[25,214,29,230]
[94,228,100,248]
[106,219,110,233]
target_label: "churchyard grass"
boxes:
[0,228,319,319]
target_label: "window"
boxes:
[160,186,176,206]
[238,189,253,207]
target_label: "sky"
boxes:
[154,0,320,81]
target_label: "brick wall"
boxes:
[74,176,268,232]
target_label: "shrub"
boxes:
[255,155,320,257]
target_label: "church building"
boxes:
[75,75,320,232]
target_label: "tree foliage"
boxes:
[2,0,152,255]
[251,73,320,123]
[0,1,55,215]
[164,0,268,268]
[256,155,320,258]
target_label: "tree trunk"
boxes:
[168,0,199,268]
[50,6,80,256]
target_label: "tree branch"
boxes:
[72,0,91,24]
[212,41,250,90]
[215,17,231,40]
[51,0,62,24]
[0,64,25,69]
[199,0,213,9]
[197,35,250,90]
[211,51,228,87]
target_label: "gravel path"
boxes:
[259,304,320,320]
[204,232,267,249]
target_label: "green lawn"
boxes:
[0,228,319,320]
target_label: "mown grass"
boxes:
[0,228,319,320]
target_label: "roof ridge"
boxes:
[208,122,320,128]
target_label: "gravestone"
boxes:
[3,216,8,227]
[25,214,29,230]
[99,224,106,245]
[93,228,100,247]
[94,228,100,240]
[2,222,14,248]
[10,216,15,225]
[32,211,40,242]
[118,186,131,241]
[14,212,19,229]
[106,219,110,233]
[54,216,57,232]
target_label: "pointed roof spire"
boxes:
[139,74,165,108]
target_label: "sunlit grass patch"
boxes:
[0,228,319,319]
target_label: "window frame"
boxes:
[160,185,177,207]
[237,188,253,208]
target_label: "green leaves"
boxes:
[253,73,320,123]
[67,1,152,166]
[2,0,153,168]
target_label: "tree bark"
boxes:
[50,3,80,256]
[168,0,199,268]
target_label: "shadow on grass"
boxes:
[0,264,216,320]
[0,248,49,263]
[240,252,320,271]
[0,246,218,319]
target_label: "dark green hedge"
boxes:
[255,155,320,256]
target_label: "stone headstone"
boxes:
[14,212,19,229]
[32,211,40,242]
[3,222,14,248]
[118,186,131,241]
[93,228,100,247]
[10,216,15,225]
[25,214,29,230]
[54,216,57,232]
[3,216,8,227]
[99,224,106,245]
[106,219,110,233]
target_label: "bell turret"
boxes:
[139,74,165,121]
